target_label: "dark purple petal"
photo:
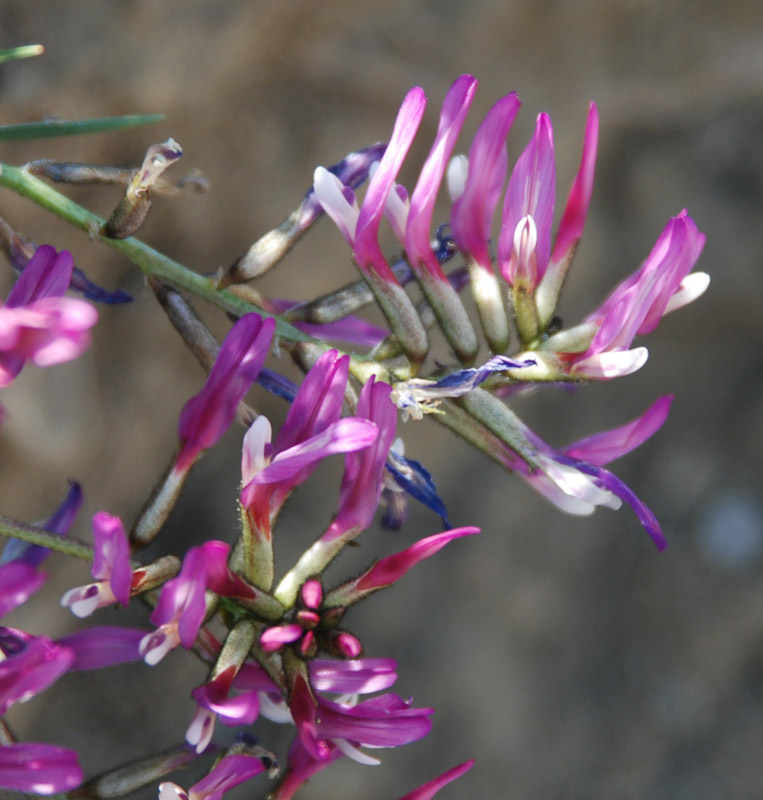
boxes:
[2,481,83,568]
[6,245,72,307]
[385,450,449,525]
[557,456,667,551]
[256,368,297,402]
[69,266,132,304]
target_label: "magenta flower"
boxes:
[140,540,257,665]
[159,753,266,800]
[0,245,97,387]
[0,627,74,715]
[0,743,82,795]
[139,542,216,665]
[175,312,275,473]
[558,211,707,379]
[449,92,520,352]
[403,75,479,360]
[290,673,433,764]
[186,666,260,753]
[498,399,673,549]
[313,88,429,361]
[498,112,556,293]
[60,512,132,618]
[323,377,398,542]
[241,350,375,538]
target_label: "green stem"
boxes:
[0,517,93,562]
[0,162,307,341]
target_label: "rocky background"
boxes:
[1,2,762,799]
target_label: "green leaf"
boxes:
[0,114,165,141]
[0,44,44,64]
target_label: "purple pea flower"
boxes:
[498,112,556,294]
[158,753,267,800]
[241,350,373,539]
[314,88,429,361]
[503,398,673,549]
[404,74,479,360]
[289,673,433,764]
[449,92,520,353]
[140,540,257,665]
[139,541,217,665]
[0,245,98,387]
[0,627,74,715]
[0,563,75,714]
[175,313,275,473]
[324,377,398,541]
[61,512,132,618]
[555,211,707,379]
[0,743,83,795]
[186,666,260,754]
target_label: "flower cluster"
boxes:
[0,65,706,800]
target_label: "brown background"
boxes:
[1,2,762,799]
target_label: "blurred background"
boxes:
[1,2,762,798]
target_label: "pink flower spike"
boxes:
[406,75,477,280]
[399,759,475,800]
[0,743,83,795]
[451,93,520,271]
[561,395,673,466]
[549,101,599,269]
[175,313,275,473]
[354,86,427,283]
[356,526,479,592]
[498,113,556,291]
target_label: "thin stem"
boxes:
[0,517,93,562]
[0,162,305,340]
